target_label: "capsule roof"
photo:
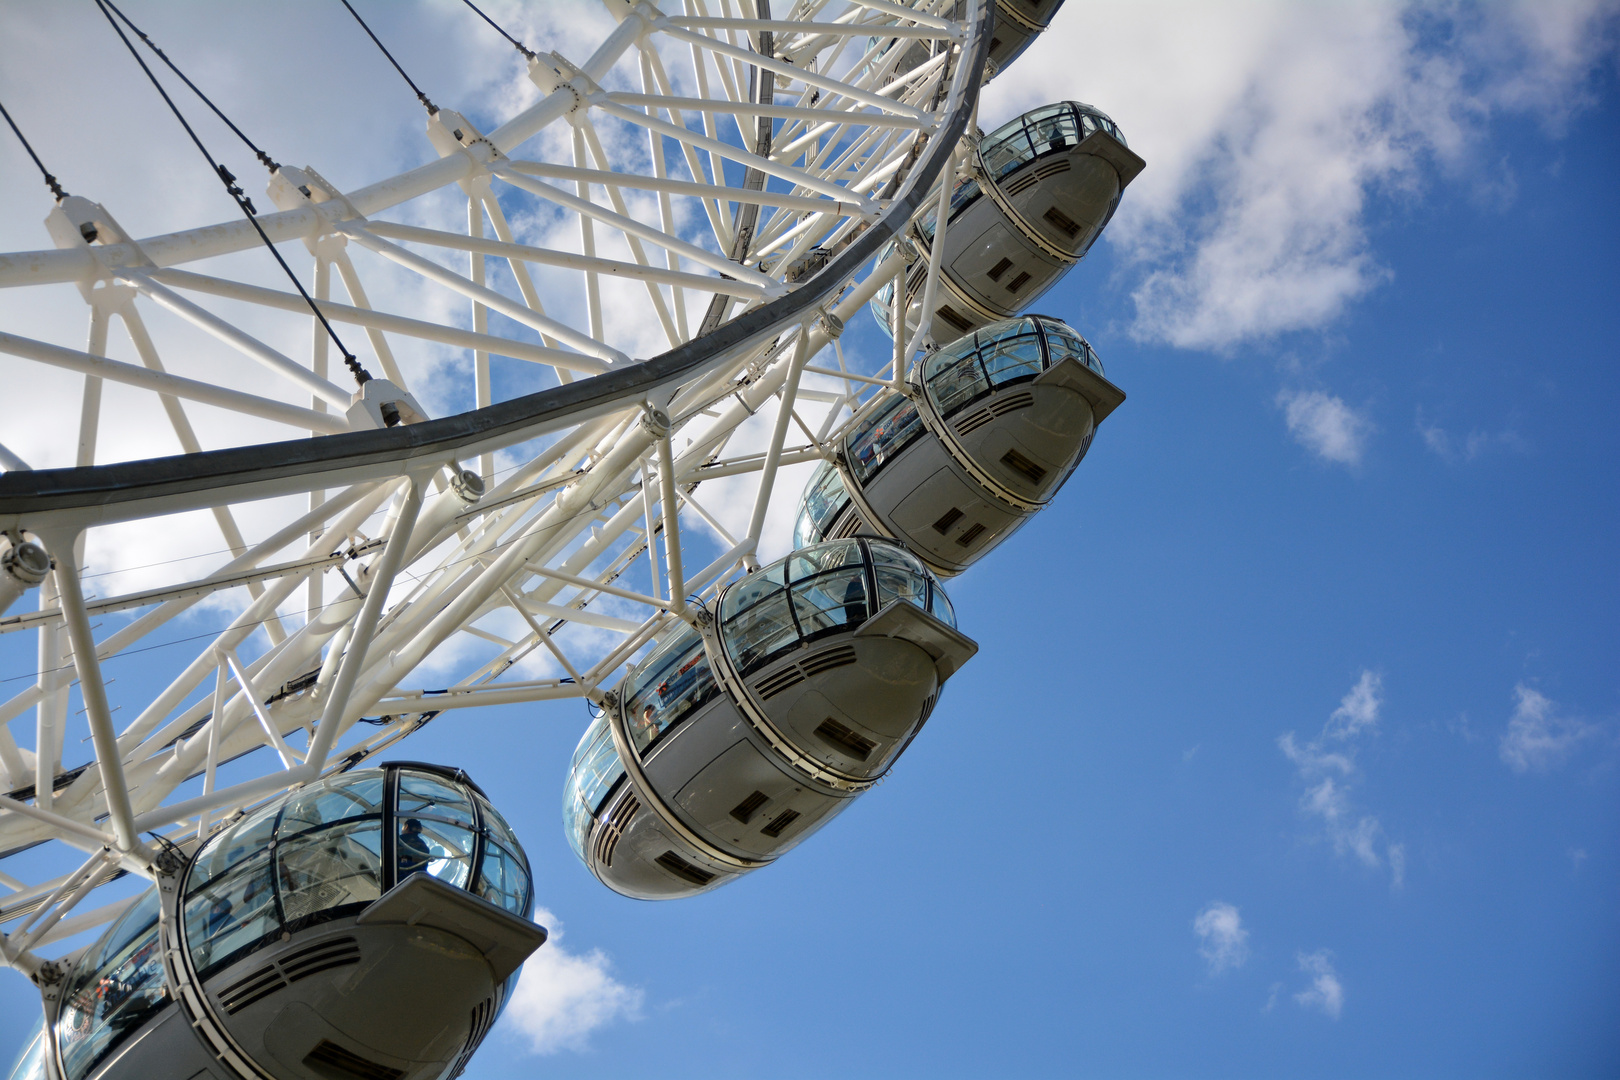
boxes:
[980,101,1127,182]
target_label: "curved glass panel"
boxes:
[847,393,926,485]
[794,459,851,548]
[719,540,955,677]
[622,625,720,753]
[396,770,478,888]
[184,846,277,976]
[278,819,385,923]
[181,765,527,979]
[57,889,166,1080]
[922,316,1103,421]
[279,773,385,836]
[5,1015,46,1080]
[563,716,625,859]
[979,101,1126,182]
[473,796,533,917]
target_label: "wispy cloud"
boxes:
[1194,901,1251,975]
[1294,950,1345,1019]
[1280,671,1404,886]
[1499,684,1598,773]
[502,907,643,1055]
[1277,389,1372,466]
[1417,411,1530,463]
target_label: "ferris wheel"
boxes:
[0,2,1142,1078]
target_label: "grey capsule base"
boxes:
[878,102,1146,346]
[568,540,976,902]
[800,316,1125,577]
[878,1,1066,85]
[30,763,543,1080]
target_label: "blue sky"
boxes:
[2,2,1617,1077]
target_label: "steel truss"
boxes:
[0,0,988,978]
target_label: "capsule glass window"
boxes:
[397,771,478,889]
[623,624,720,753]
[847,393,926,485]
[55,889,167,1080]
[564,717,625,858]
[719,539,951,678]
[794,459,851,548]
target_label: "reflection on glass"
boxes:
[56,890,167,1080]
[564,717,625,858]
[278,820,383,923]
[848,394,925,484]
[922,316,1103,421]
[179,766,526,982]
[184,849,277,977]
[794,459,851,548]
[475,841,530,916]
[979,101,1126,182]
[5,1015,45,1080]
[622,626,720,753]
[720,540,955,677]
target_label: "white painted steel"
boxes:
[0,0,987,970]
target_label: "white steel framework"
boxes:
[0,0,989,980]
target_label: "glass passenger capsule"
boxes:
[871,0,1065,84]
[26,763,543,1080]
[564,539,977,901]
[795,315,1124,576]
[872,101,1146,344]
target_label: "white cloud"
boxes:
[1279,671,1404,886]
[1293,950,1345,1019]
[502,906,643,1055]
[1417,411,1529,463]
[1278,389,1372,467]
[1499,683,1597,773]
[1193,901,1250,975]
[981,0,1620,351]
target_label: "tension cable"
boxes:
[459,0,537,60]
[93,0,375,389]
[339,0,439,115]
[0,98,69,201]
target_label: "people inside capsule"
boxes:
[564,538,976,902]
[37,763,543,1080]
[873,101,1145,345]
[795,314,1124,577]
[871,0,1065,84]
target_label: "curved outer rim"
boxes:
[0,2,994,528]
[993,0,1054,34]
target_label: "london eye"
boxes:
[0,2,1145,1077]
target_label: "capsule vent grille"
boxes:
[956,523,987,548]
[1003,172,1040,197]
[449,997,497,1079]
[755,645,858,700]
[730,790,769,824]
[303,1039,405,1080]
[932,507,964,534]
[814,718,877,761]
[218,963,287,1016]
[986,257,1013,282]
[1005,271,1032,294]
[936,305,973,334]
[655,850,717,886]
[594,793,639,868]
[919,692,939,725]
[1043,206,1081,238]
[954,390,1035,436]
[1000,448,1049,485]
[761,809,802,838]
[801,645,858,678]
[282,936,362,985]
[755,665,806,701]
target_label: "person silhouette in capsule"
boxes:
[398,818,433,877]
